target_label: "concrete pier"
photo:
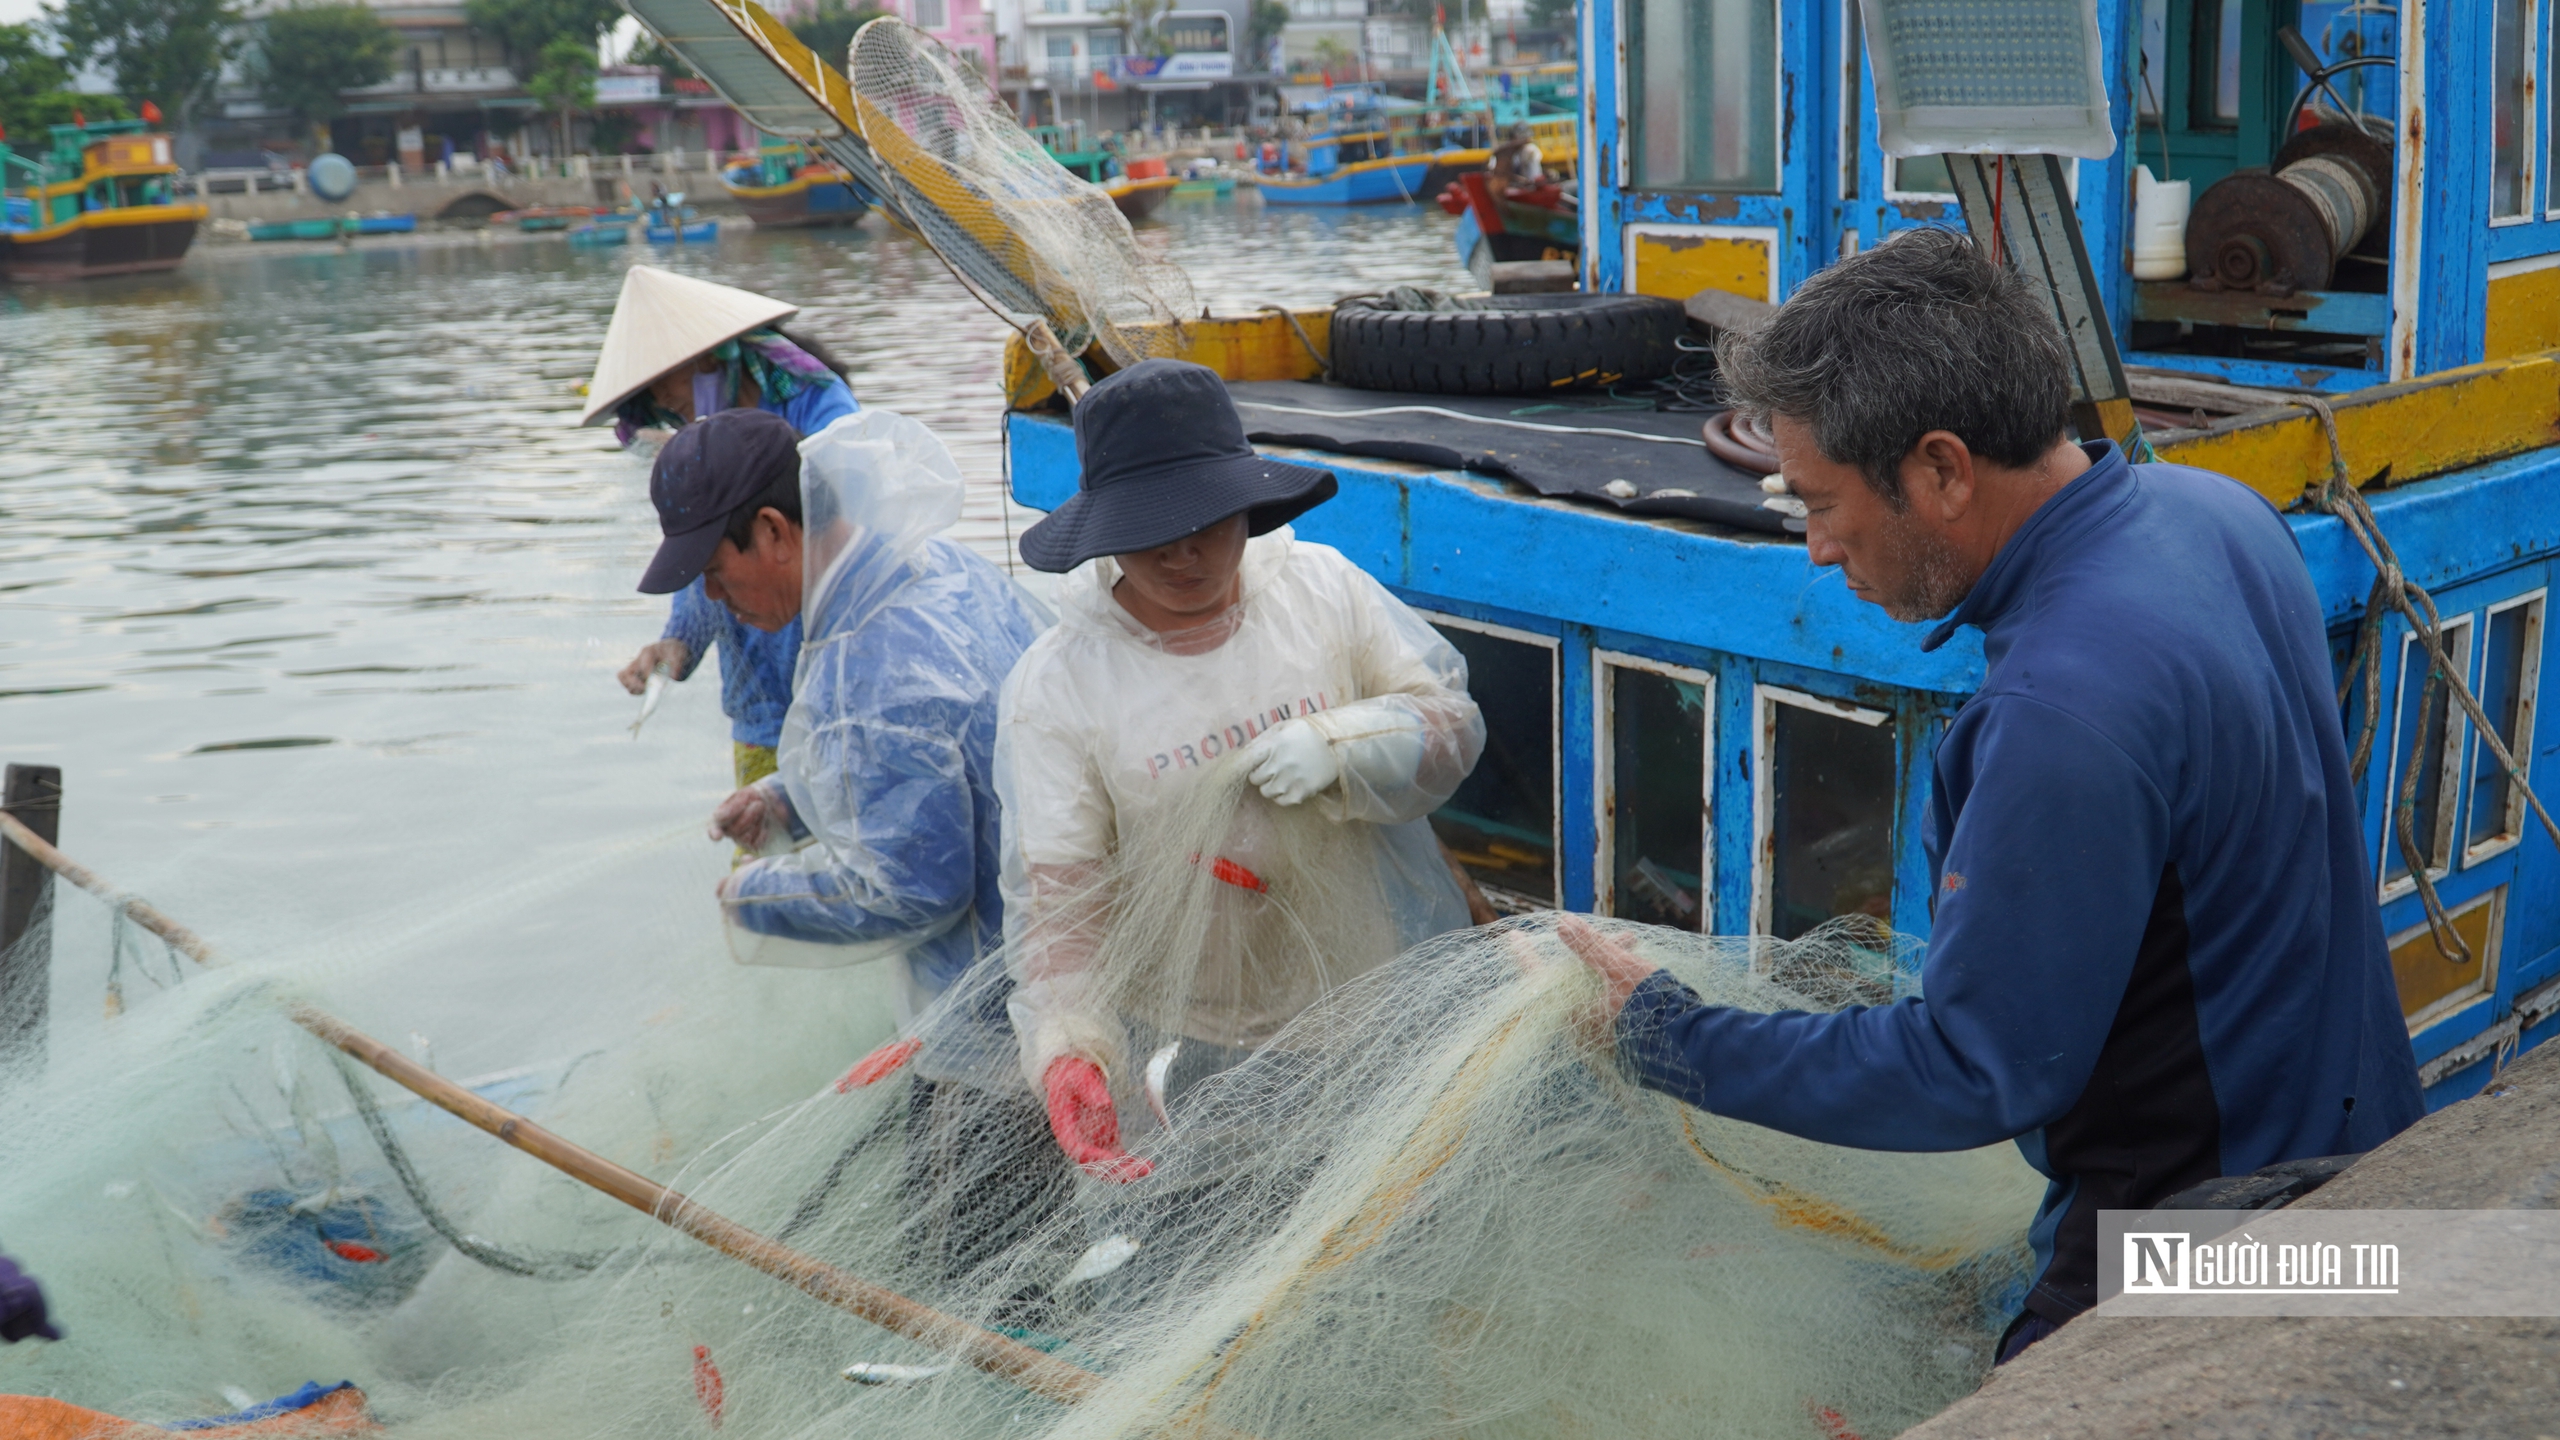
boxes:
[1907,1039,2560,1438]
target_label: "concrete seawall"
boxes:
[195,173,748,232]
[1906,1039,2560,1438]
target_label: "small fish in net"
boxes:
[848,17,1197,368]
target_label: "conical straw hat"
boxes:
[579,265,802,427]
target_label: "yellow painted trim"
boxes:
[2154,347,2560,503]
[1104,175,1182,196]
[1004,308,1332,408]
[1625,224,1777,304]
[2485,265,2560,360]
[5,201,206,245]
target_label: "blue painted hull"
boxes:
[645,220,719,244]
[1258,156,1435,204]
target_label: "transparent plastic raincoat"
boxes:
[996,529,1485,1089]
[721,412,1047,1074]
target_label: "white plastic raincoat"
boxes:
[996,529,1485,1088]
[722,412,1047,1076]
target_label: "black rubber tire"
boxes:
[1327,293,1689,395]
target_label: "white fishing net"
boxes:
[847,18,1197,368]
[0,756,2045,1437]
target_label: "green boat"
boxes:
[246,217,349,242]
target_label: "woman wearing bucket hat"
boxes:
[994,358,1488,1181]
[587,265,862,794]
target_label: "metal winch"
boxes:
[2183,122,2394,294]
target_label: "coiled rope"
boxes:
[2293,397,2560,971]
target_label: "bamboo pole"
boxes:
[0,811,1100,1407]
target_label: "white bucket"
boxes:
[2133,165,2193,281]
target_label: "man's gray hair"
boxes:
[1717,227,2074,504]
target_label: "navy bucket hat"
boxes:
[1017,359,1337,574]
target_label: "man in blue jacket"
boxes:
[1568,226,2423,1363]
[636,406,1064,1305]
[595,266,862,789]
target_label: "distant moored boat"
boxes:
[0,119,204,281]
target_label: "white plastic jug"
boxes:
[2133,165,2193,281]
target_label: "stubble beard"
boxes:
[1873,507,1975,623]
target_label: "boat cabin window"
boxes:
[2465,592,2545,861]
[1426,615,1559,912]
[1627,0,1778,191]
[1598,654,1712,932]
[2389,888,2503,1026]
[2380,616,2474,890]
[1755,686,1894,940]
[2495,0,2536,217]
[1887,154,1954,200]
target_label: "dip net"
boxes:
[0,758,2043,1438]
[847,18,1196,368]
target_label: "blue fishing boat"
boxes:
[645,218,718,244]
[720,139,872,228]
[1005,0,2560,1108]
[1254,130,1433,205]
[568,221,631,247]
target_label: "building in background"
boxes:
[206,0,764,170]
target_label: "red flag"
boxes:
[140,100,163,123]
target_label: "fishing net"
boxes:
[0,754,2044,1438]
[848,18,1197,368]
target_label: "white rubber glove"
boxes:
[1241,719,1340,806]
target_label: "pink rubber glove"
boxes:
[1043,1057,1152,1182]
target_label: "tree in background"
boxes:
[249,3,399,151]
[0,22,133,142]
[1102,0,1175,58]
[461,0,618,70]
[49,0,239,135]
[1524,0,1573,30]
[524,34,596,157]
[1246,0,1289,74]
[624,33,697,82]
[786,0,888,68]
[1309,33,1355,80]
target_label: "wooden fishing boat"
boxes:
[721,141,871,228]
[569,221,632,246]
[247,217,345,241]
[1438,172,1579,282]
[0,120,203,281]
[1032,128,1181,221]
[1254,131,1434,205]
[1104,158,1180,221]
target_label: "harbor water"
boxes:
[0,201,1469,1010]
[0,203,1465,1417]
